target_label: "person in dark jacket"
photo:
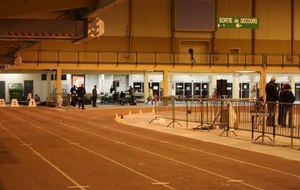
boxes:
[70,85,78,107]
[77,84,86,109]
[278,83,295,127]
[92,85,97,107]
[265,76,279,126]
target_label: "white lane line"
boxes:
[115,141,126,144]
[17,111,262,190]
[159,141,169,144]
[0,124,88,190]
[6,110,294,190]
[73,115,300,179]
[68,185,90,189]
[227,179,245,183]
[76,143,177,190]
[152,182,170,185]
[69,142,80,145]
[56,121,262,190]
[21,143,32,146]
[11,116,177,190]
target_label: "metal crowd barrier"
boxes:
[152,96,300,148]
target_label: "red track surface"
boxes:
[0,107,299,190]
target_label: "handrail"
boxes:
[19,49,300,68]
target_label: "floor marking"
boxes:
[55,120,263,190]
[0,126,88,190]
[68,115,300,179]
[4,109,299,190]
[69,142,80,145]
[16,111,265,189]
[75,143,177,190]
[68,185,90,189]
[21,143,32,146]
[227,179,245,183]
[115,141,126,144]
[152,182,170,185]
[159,141,169,144]
[1,112,177,190]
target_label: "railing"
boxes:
[152,97,300,149]
[19,50,300,67]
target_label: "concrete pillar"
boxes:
[250,75,257,98]
[210,75,217,97]
[162,70,169,97]
[260,69,267,101]
[232,73,239,99]
[289,75,296,94]
[46,72,51,100]
[144,72,149,102]
[55,69,62,96]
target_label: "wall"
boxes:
[28,0,300,55]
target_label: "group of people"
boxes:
[70,84,88,109]
[70,84,98,109]
[265,76,295,127]
[25,92,41,105]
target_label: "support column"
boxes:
[162,70,169,97]
[232,74,239,99]
[144,72,149,102]
[210,75,217,97]
[56,69,62,96]
[46,72,51,101]
[289,75,295,94]
[260,69,267,101]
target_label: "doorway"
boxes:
[229,48,240,64]
[175,82,184,97]
[0,81,5,100]
[239,83,250,98]
[185,83,192,98]
[149,82,160,97]
[24,80,33,97]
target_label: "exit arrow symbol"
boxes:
[235,23,242,28]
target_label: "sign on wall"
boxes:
[217,17,259,29]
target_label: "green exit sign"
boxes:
[217,17,259,29]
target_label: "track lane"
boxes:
[0,107,300,189]
[29,108,300,177]
[1,109,251,190]
[0,110,176,190]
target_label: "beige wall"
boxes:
[255,40,291,54]
[131,0,171,37]
[214,39,252,53]
[294,0,300,40]
[130,37,171,52]
[256,0,291,40]
[33,0,300,55]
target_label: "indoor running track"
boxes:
[0,107,299,190]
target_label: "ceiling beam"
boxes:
[0,19,86,40]
[0,0,98,18]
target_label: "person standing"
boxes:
[146,88,153,105]
[77,84,86,109]
[265,76,279,126]
[128,85,134,99]
[278,83,295,127]
[27,92,32,101]
[92,85,97,107]
[70,85,78,107]
[70,85,77,95]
